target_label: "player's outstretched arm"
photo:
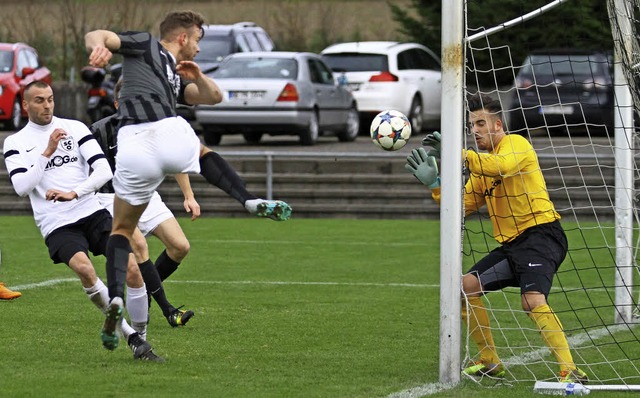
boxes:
[85,30,121,67]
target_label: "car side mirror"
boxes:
[21,67,35,77]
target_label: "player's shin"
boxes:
[126,284,148,340]
[199,151,257,205]
[529,304,576,372]
[105,234,131,299]
[463,295,501,365]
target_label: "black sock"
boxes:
[105,234,131,300]
[199,151,257,205]
[155,249,180,281]
[138,259,174,317]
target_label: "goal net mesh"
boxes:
[460,0,640,387]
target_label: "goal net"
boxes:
[452,0,640,391]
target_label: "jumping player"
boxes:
[85,10,292,350]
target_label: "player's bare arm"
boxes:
[180,62,223,106]
[175,173,201,220]
[85,30,121,67]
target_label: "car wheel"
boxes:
[300,110,319,146]
[203,129,222,146]
[337,105,360,142]
[408,96,423,134]
[8,97,22,130]
[243,132,263,144]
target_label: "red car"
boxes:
[0,42,52,130]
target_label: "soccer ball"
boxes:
[370,110,412,151]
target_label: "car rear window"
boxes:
[0,50,13,72]
[322,53,389,72]
[213,57,298,79]
[521,55,607,77]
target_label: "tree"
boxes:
[390,0,613,86]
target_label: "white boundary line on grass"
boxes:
[386,324,632,398]
[8,278,438,291]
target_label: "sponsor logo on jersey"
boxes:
[45,155,79,170]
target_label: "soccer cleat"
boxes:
[0,283,21,300]
[101,297,124,350]
[255,200,292,221]
[167,306,195,327]
[462,362,506,378]
[128,332,165,362]
[559,368,588,384]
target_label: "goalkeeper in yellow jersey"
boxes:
[405,93,587,384]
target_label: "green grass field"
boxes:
[0,216,636,397]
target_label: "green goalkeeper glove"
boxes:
[421,131,441,159]
[405,147,440,188]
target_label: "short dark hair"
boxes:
[467,93,503,120]
[159,10,205,40]
[24,80,51,99]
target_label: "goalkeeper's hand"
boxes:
[421,131,441,159]
[404,147,440,188]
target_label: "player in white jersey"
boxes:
[2,81,162,361]
[85,10,293,350]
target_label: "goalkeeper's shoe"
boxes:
[559,368,588,384]
[167,306,194,327]
[101,297,124,350]
[128,332,165,362]
[462,362,506,378]
[0,283,21,300]
[255,200,292,221]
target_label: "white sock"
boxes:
[126,284,148,340]
[244,198,263,214]
[83,278,109,312]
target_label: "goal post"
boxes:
[439,0,640,391]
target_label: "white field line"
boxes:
[386,324,633,398]
[7,278,437,291]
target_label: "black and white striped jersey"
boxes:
[115,31,188,127]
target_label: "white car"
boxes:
[321,41,442,133]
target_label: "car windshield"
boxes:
[212,57,298,79]
[521,55,607,77]
[321,53,388,72]
[195,36,233,63]
[0,50,13,73]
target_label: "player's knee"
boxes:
[462,273,481,296]
[168,239,190,262]
[130,235,149,260]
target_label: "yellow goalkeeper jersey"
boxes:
[433,134,560,243]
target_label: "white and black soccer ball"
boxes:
[370,110,412,151]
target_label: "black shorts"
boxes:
[467,220,568,297]
[44,209,112,264]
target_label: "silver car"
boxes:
[195,52,360,146]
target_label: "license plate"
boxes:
[540,105,574,115]
[347,83,361,91]
[228,91,265,100]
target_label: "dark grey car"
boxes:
[507,49,614,136]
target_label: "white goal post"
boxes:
[439,0,640,391]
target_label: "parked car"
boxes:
[195,52,359,146]
[179,22,276,129]
[0,42,52,130]
[506,49,614,135]
[320,41,442,134]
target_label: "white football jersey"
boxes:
[3,117,112,237]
